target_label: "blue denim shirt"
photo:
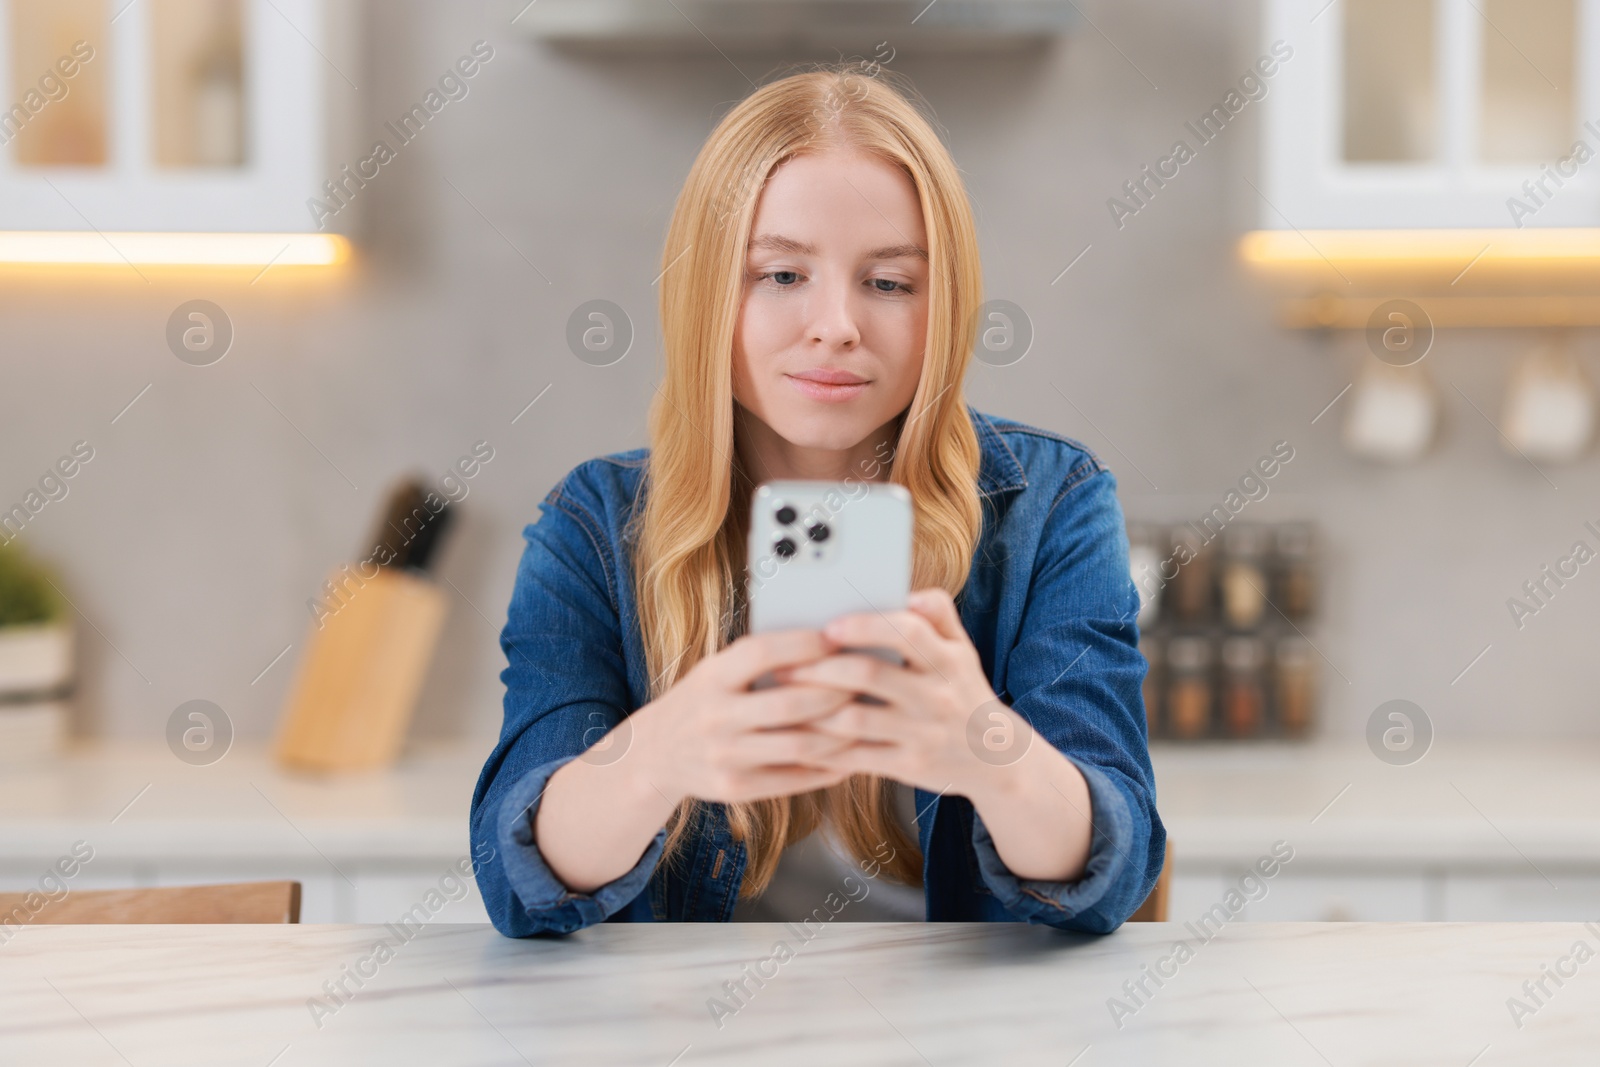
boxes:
[470,406,1165,936]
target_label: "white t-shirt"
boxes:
[730,781,925,922]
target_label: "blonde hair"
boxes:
[629,63,986,895]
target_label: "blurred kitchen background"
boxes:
[3,0,1597,925]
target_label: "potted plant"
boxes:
[0,542,73,760]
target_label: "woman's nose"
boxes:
[807,277,861,348]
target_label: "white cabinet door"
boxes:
[1261,0,1600,228]
[1444,874,1600,920]
[349,869,491,926]
[1236,871,1435,921]
[0,862,157,894]
[0,0,356,233]
[1171,868,1436,922]
[1167,872,1233,925]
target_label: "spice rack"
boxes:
[1127,521,1319,741]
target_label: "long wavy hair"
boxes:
[628,63,986,895]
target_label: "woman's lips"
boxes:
[785,375,870,402]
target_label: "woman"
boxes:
[469,64,1164,935]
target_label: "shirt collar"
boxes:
[969,405,1028,499]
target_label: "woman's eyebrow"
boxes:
[749,233,813,255]
[749,233,928,261]
[865,242,928,262]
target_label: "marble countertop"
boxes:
[1152,739,1600,868]
[0,742,485,863]
[5,738,1599,870]
[3,921,1596,1064]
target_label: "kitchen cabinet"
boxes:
[0,860,493,925]
[1442,872,1600,920]
[1180,869,1600,923]
[0,0,356,237]
[1231,871,1436,922]
[1153,740,1600,922]
[1260,0,1600,230]
[1176,870,1438,922]
[0,742,492,927]
[1249,0,1600,327]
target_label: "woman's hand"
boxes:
[770,587,1022,798]
[537,628,854,895]
[775,587,1096,883]
[630,628,859,806]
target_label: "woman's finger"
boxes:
[805,737,902,778]
[730,724,854,768]
[785,652,924,710]
[823,609,946,673]
[732,763,853,800]
[734,683,858,730]
[712,628,835,690]
[907,587,966,642]
[807,701,915,743]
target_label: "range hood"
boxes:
[512,0,1078,55]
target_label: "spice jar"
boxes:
[1164,635,1212,739]
[1139,633,1163,737]
[1220,524,1271,630]
[1220,635,1268,738]
[1274,635,1317,737]
[1275,523,1316,620]
[1166,527,1214,622]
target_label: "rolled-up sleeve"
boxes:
[975,462,1165,933]
[469,465,661,937]
[491,752,666,934]
[971,755,1142,930]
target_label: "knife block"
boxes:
[274,566,448,773]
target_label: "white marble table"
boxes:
[3,921,1596,1065]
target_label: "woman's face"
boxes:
[731,147,930,455]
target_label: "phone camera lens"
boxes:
[773,537,797,559]
[806,522,830,543]
[774,504,796,525]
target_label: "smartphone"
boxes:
[746,480,912,701]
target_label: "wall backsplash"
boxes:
[2,0,1596,747]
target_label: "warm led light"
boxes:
[1239,228,1600,267]
[0,232,350,266]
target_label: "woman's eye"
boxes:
[871,278,911,294]
[760,270,801,286]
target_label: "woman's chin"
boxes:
[769,414,881,455]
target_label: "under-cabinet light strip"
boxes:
[0,232,350,266]
[1239,228,1600,267]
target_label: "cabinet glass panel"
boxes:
[1342,0,1437,162]
[151,0,247,168]
[1479,0,1575,162]
[6,0,108,167]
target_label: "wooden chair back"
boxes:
[0,881,301,924]
[1128,840,1173,922]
